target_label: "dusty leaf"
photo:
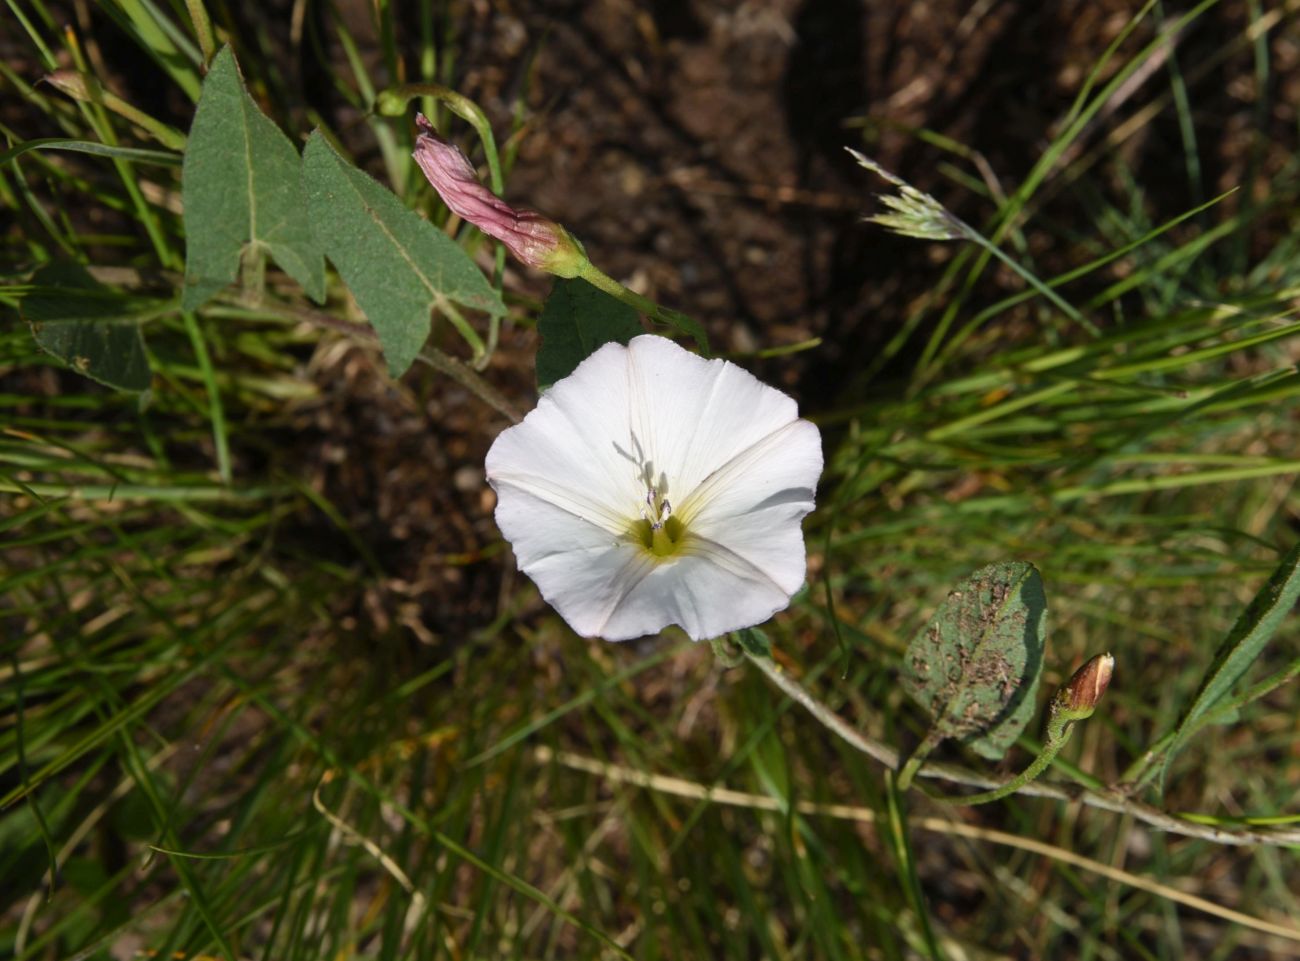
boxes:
[302,130,506,377]
[902,561,1048,760]
[181,45,324,310]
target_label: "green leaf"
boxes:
[181,45,324,310]
[21,263,151,391]
[902,561,1048,760]
[1159,543,1300,783]
[655,307,710,355]
[536,278,643,388]
[302,131,507,378]
[735,627,772,659]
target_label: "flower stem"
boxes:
[438,300,488,368]
[416,346,522,424]
[575,261,710,354]
[743,649,899,769]
[928,709,1075,806]
[738,650,1300,845]
[895,728,944,793]
[926,652,1113,806]
[573,261,655,313]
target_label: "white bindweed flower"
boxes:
[486,334,822,641]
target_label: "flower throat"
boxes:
[632,486,686,558]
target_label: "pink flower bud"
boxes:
[1057,653,1114,717]
[412,114,586,277]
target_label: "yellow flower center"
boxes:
[630,487,688,558]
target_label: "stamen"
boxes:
[630,480,685,558]
[641,487,673,531]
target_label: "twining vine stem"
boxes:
[744,651,1300,848]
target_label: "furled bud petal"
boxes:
[412,114,587,277]
[1056,653,1114,719]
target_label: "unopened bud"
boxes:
[412,114,587,277]
[1055,653,1114,720]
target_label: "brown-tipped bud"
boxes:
[412,114,587,277]
[1057,653,1114,719]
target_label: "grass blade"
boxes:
[1148,543,1300,789]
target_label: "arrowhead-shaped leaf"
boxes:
[536,278,643,389]
[302,130,506,377]
[181,45,324,310]
[22,263,151,391]
[903,561,1048,760]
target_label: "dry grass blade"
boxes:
[535,747,1300,947]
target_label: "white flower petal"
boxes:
[485,334,823,642]
[493,484,657,637]
[486,340,641,535]
[623,335,802,498]
[685,418,822,595]
[599,544,795,641]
